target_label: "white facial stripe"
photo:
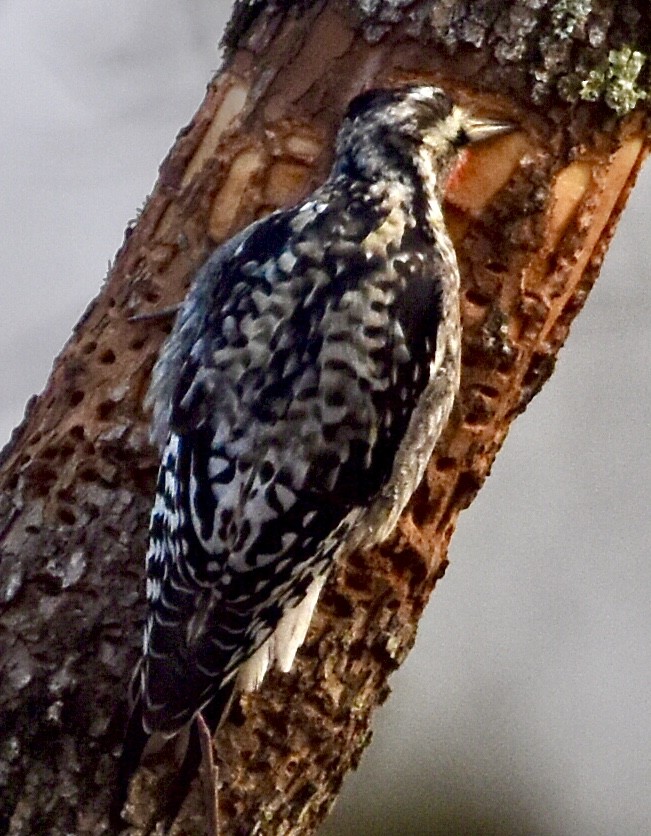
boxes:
[422,106,465,154]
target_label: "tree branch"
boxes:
[0,2,649,834]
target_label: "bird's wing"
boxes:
[139,183,443,734]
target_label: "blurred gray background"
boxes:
[1,3,649,834]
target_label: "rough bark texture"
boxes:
[0,1,649,834]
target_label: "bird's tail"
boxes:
[110,692,149,832]
[111,680,236,834]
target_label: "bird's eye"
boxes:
[453,128,469,148]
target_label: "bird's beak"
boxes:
[464,115,517,143]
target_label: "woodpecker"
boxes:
[115,84,513,827]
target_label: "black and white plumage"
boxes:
[116,85,513,822]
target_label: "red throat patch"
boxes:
[445,147,471,197]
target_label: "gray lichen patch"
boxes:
[550,0,593,41]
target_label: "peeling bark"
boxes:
[0,2,649,835]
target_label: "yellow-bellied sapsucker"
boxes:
[115,84,513,825]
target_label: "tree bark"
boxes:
[0,1,649,834]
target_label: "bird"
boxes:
[113,83,514,830]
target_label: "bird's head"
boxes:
[333,84,514,191]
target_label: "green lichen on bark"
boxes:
[579,46,648,114]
